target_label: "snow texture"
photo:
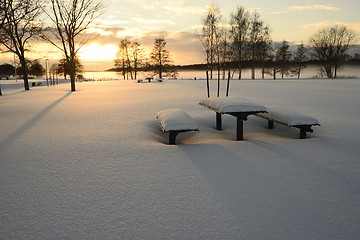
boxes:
[1,79,360,240]
[199,96,267,113]
[257,106,320,126]
[156,109,198,131]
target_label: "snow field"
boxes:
[1,79,360,239]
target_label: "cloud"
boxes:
[303,21,360,31]
[288,5,341,12]
[86,27,114,36]
[94,18,130,27]
[162,0,204,15]
[130,17,175,25]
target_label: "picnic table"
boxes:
[199,97,267,140]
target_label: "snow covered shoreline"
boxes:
[1,79,360,239]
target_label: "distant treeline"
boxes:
[107,58,360,72]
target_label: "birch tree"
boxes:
[229,6,249,79]
[200,3,221,79]
[247,12,271,80]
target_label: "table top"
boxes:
[199,97,267,114]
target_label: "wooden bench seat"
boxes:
[156,109,199,144]
[256,106,320,139]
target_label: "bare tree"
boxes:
[130,41,145,80]
[291,42,307,79]
[200,3,221,80]
[229,6,250,79]
[310,25,357,78]
[58,56,83,80]
[276,40,292,79]
[150,38,173,79]
[115,39,132,79]
[0,0,43,91]
[213,26,231,96]
[43,0,104,91]
[49,63,59,84]
[247,12,271,80]
[115,39,145,80]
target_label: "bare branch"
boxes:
[42,0,104,91]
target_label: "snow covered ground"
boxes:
[1,78,360,239]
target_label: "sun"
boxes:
[79,43,118,62]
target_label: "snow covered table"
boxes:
[156,109,199,145]
[199,97,267,141]
[256,106,320,139]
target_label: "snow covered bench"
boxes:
[156,109,199,145]
[137,77,162,83]
[256,106,320,139]
[199,97,267,140]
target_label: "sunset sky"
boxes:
[2,0,360,70]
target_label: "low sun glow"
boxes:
[79,43,118,62]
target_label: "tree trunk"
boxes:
[238,62,242,79]
[251,67,255,80]
[19,56,30,91]
[273,68,276,79]
[70,56,76,91]
[70,61,76,91]
[159,66,162,79]
[217,68,220,97]
[334,65,338,78]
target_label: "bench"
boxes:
[256,106,320,139]
[156,109,199,145]
[137,77,162,83]
[146,76,154,82]
[199,97,267,140]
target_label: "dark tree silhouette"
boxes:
[150,38,173,79]
[43,0,104,91]
[229,6,250,79]
[247,12,271,80]
[200,3,222,80]
[292,42,307,79]
[0,0,43,91]
[310,25,357,78]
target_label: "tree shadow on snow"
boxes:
[0,91,72,152]
[178,144,276,214]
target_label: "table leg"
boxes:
[216,112,222,130]
[236,117,244,141]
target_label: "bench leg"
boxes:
[236,118,244,141]
[297,126,313,139]
[169,131,179,145]
[216,112,222,130]
[299,129,307,139]
[268,120,274,129]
